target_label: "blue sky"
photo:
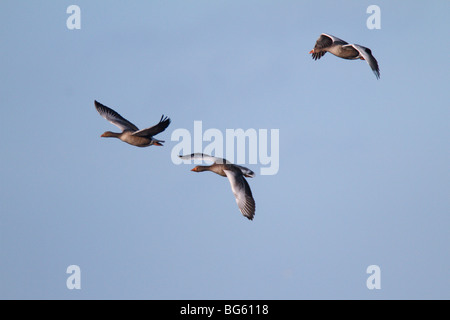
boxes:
[1,1,449,299]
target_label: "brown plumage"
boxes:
[309,33,380,79]
[95,100,171,147]
[179,153,256,220]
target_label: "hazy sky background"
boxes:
[1,1,449,299]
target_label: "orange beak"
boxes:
[309,49,314,54]
[153,141,163,146]
[191,168,197,172]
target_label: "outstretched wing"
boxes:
[132,115,171,137]
[351,44,380,79]
[94,100,139,132]
[178,153,230,165]
[223,169,256,220]
[234,165,255,178]
[321,33,348,45]
[311,33,348,60]
[314,34,333,50]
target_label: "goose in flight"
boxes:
[179,153,256,220]
[94,100,171,147]
[309,33,380,79]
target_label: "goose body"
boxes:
[179,153,256,220]
[309,33,380,79]
[95,100,171,147]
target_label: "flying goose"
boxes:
[179,153,256,220]
[309,33,380,79]
[95,100,171,147]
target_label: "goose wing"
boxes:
[351,44,380,79]
[314,34,334,51]
[132,115,171,137]
[312,34,348,60]
[94,100,139,132]
[223,169,256,220]
[320,33,348,46]
[178,153,231,164]
[234,165,255,178]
